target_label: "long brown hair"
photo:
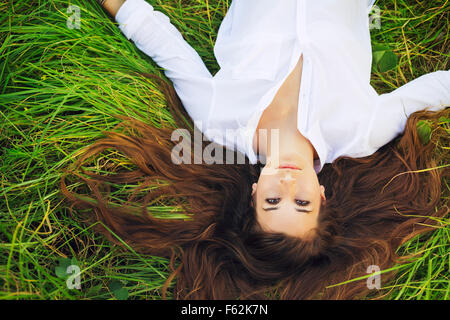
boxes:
[60,72,449,299]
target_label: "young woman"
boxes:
[61,0,449,299]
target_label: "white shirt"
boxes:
[116,0,450,173]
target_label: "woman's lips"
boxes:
[278,165,301,170]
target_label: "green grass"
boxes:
[0,0,449,300]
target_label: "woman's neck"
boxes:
[252,54,318,166]
[254,113,317,168]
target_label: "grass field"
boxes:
[0,0,449,300]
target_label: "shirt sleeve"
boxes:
[115,0,213,123]
[366,70,450,151]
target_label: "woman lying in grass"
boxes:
[61,0,450,299]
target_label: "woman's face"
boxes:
[252,158,326,239]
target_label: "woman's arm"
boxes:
[367,70,450,150]
[99,0,214,125]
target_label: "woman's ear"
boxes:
[251,183,257,196]
[320,185,326,201]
